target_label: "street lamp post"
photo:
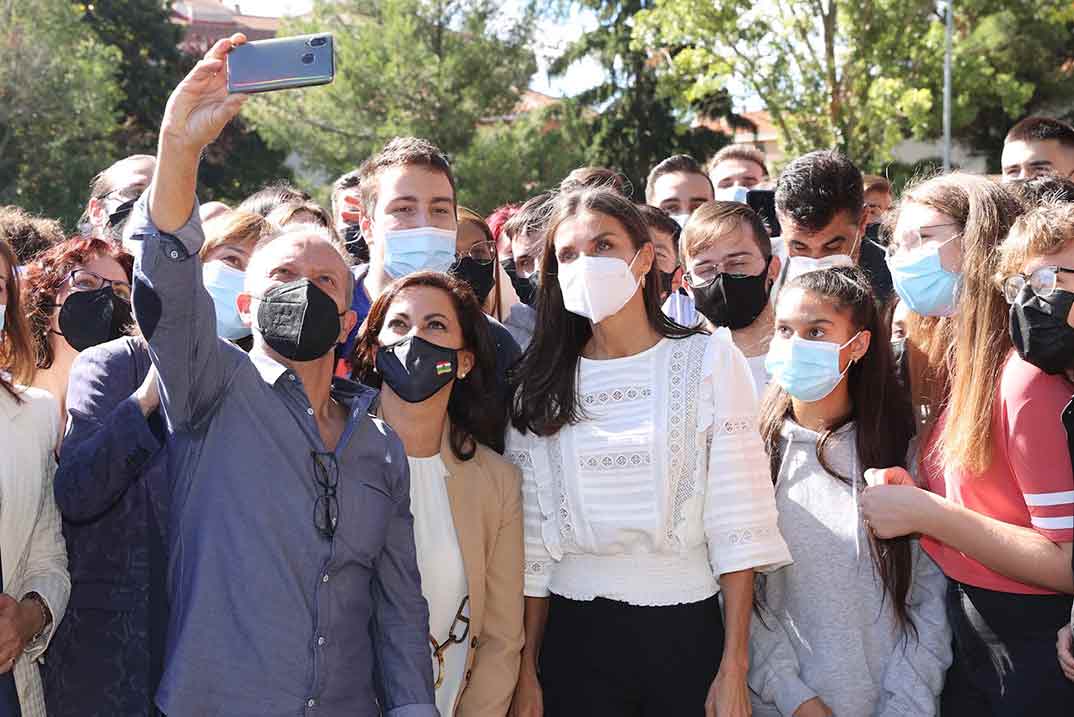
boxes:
[943,0,953,172]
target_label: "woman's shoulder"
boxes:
[999,350,1073,410]
[2,385,59,437]
[471,443,523,489]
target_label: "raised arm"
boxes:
[55,340,162,522]
[126,35,249,432]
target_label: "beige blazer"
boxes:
[0,386,71,717]
[438,426,524,717]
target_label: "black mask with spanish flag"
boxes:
[375,335,459,403]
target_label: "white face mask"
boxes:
[715,185,750,204]
[558,252,642,323]
[670,213,691,229]
[784,254,854,282]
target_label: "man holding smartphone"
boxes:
[126,35,436,717]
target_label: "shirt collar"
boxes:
[249,348,290,386]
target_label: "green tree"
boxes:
[454,101,592,213]
[635,0,1074,172]
[244,0,539,190]
[0,0,121,227]
[79,1,294,205]
[551,0,729,198]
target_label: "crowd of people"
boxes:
[1,33,1073,717]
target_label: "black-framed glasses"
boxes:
[311,451,340,540]
[1003,265,1074,304]
[58,269,132,302]
[429,596,470,689]
[107,198,137,228]
[457,240,496,265]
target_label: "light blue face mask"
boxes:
[765,331,861,402]
[714,185,750,204]
[203,261,251,340]
[886,240,961,317]
[382,227,457,278]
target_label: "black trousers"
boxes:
[941,581,1074,716]
[539,593,725,717]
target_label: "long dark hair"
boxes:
[511,188,704,436]
[351,271,504,460]
[759,266,917,633]
[0,238,34,401]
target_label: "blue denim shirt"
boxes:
[125,195,436,717]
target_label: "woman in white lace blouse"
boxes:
[506,188,790,717]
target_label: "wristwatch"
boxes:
[22,592,51,643]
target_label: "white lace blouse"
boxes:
[507,329,791,607]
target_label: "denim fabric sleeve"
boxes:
[124,192,237,432]
[56,341,161,522]
[371,435,437,715]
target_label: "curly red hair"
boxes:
[21,237,133,369]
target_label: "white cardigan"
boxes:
[0,386,71,717]
[508,329,791,607]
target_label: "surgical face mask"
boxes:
[1009,286,1074,375]
[765,331,861,402]
[715,185,750,204]
[254,279,343,362]
[558,252,642,323]
[376,335,459,403]
[382,227,457,278]
[55,286,132,352]
[670,213,691,230]
[203,261,251,341]
[784,254,854,283]
[886,239,961,317]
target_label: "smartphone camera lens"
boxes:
[309,37,327,47]
[301,52,315,65]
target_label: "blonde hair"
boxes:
[889,173,1024,473]
[681,200,771,263]
[998,201,1074,278]
[200,211,272,261]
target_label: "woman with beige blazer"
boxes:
[353,271,524,717]
[0,236,71,717]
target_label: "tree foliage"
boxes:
[635,0,1074,172]
[0,0,122,227]
[245,0,539,189]
[550,0,728,198]
[454,101,592,213]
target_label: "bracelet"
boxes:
[23,593,50,643]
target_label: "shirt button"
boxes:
[317,635,326,646]
[306,407,314,416]
[322,573,329,583]
[288,374,296,381]
[169,249,179,259]
[307,698,316,708]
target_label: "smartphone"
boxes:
[746,189,781,237]
[227,33,335,94]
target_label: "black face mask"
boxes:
[376,335,459,403]
[691,258,773,330]
[500,257,538,307]
[342,224,369,263]
[55,286,131,351]
[659,270,676,298]
[450,257,495,305]
[256,279,343,362]
[1009,287,1074,375]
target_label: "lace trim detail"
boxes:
[715,417,753,435]
[582,385,653,407]
[525,560,548,576]
[506,449,534,470]
[666,336,708,544]
[550,433,576,550]
[717,523,779,547]
[579,450,652,471]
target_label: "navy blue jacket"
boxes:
[42,336,168,717]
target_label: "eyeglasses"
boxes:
[683,258,766,289]
[457,240,496,265]
[886,223,961,258]
[311,451,340,540]
[1002,265,1074,304]
[429,596,470,690]
[107,198,137,228]
[58,269,132,302]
